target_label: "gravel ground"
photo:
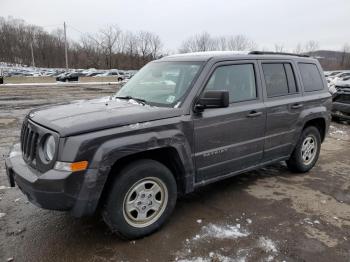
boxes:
[0,84,349,262]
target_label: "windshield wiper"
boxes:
[114,96,147,105]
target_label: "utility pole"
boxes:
[30,42,35,67]
[64,22,68,70]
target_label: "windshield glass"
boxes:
[115,61,203,107]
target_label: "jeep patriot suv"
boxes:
[5,51,331,239]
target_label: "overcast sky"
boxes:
[2,0,350,52]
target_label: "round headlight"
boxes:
[43,135,56,161]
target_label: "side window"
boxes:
[299,63,324,92]
[262,63,298,97]
[204,64,257,103]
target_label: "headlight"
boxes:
[43,135,56,161]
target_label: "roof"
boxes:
[160,51,314,62]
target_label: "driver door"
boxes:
[193,61,266,183]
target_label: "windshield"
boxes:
[115,61,203,107]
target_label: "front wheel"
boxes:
[102,159,177,239]
[287,126,321,173]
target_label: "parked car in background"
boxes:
[85,71,102,77]
[94,70,125,81]
[56,72,85,82]
[331,80,350,121]
[329,72,350,85]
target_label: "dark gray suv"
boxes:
[5,51,331,239]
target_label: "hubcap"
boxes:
[301,135,317,165]
[123,177,168,228]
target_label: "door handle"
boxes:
[247,111,262,118]
[291,103,303,109]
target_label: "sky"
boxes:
[2,0,350,53]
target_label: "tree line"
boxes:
[0,17,162,69]
[0,17,349,70]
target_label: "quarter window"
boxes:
[262,63,298,97]
[204,64,257,103]
[299,63,324,92]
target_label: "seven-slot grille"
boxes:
[21,121,39,163]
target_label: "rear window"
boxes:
[262,63,298,97]
[299,63,324,92]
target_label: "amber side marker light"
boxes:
[54,161,89,172]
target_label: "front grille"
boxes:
[21,121,39,164]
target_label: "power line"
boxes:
[68,24,103,48]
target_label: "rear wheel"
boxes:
[287,126,321,173]
[102,159,177,239]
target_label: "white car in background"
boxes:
[328,72,350,85]
[94,70,125,81]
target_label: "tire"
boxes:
[287,126,321,173]
[102,159,177,239]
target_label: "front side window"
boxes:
[204,64,257,103]
[116,61,203,107]
[262,63,298,97]
[299,63,324,92]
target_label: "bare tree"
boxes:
[274,43,285,52]
[80,34,102,68]
[149,33,163,59]
[123,32,138,55]
[216,36,228,51]
[179,32,217,53]
[340,43,350,68]
[294,43,304,54]
[179,33,256,53]
[99,25,122,68]
[227,35,257,51]
[137,31,153,61]
[304,40,319,53]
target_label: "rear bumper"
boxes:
[5,144,104,217]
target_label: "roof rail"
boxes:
[249,51,309,58]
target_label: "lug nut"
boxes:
[137,201,142,205]
[142,206,146,210]
[141,194,145,198]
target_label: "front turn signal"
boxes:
[54,161,89,172]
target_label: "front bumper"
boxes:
[5,144,104,217]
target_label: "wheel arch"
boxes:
[98,147,190,209]
[302,117,327,142]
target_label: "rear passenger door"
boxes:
[259,60,303,162]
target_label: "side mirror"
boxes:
[195,90,229,112]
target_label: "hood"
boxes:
[29,97,182,137]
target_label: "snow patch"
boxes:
[0,213,6,218]
[246,218,252,224]
[258,236,277,253]
[197,223,249,240]
[176,253,246,262]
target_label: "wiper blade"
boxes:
[114,96,147,105]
